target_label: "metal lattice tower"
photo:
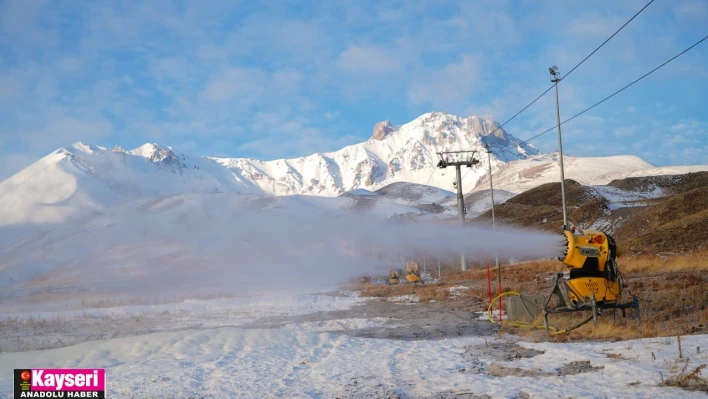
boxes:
[436,150,480,271]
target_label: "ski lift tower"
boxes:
[437,150,480,271]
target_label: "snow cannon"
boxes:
[541,227,640,334]
[389,270,401,285]
[405,261,422,284]
[560,229,622,303]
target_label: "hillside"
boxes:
[477,172,708,253]
[471,152,707,194]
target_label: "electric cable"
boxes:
[424,2,661,207]
[561,0,656,81]
[492,33,708,158]
[460,0,656,153]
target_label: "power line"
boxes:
[431,0,657,191]
[493,33,708,158]
[422,162,438,187]
[461,0,655,153]
[561,0,656,81]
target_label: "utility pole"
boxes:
[434,215,441,279]
[486,143,501,292]
[437,150,480,271]
[549,65,569,231]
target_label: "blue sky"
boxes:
[0,0,707,180]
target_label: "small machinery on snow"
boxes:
[389,270,400,285]
[405,261,422,284]
[389,261,422,285]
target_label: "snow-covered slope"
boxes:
[443,189,517,217]
[472,153,708,194]
[0,143,258,227]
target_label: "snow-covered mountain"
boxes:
[1,111,707,229]
[0,112,534,226]
[207,112,538,196]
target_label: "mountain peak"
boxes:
[371,120,395,140]
[126,143,183,173]
[129,143,161,158]
[58,141,97,155]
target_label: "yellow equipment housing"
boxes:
[405,261,422,284]
[561,229,622,305]
[389,270,400,285]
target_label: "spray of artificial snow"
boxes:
[0,194,564,304]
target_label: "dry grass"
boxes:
[415,285,452,302]
[620,251,708,274]
[660,364,708,393]
[510,253,707,342]
[507,313,662,343]
[357,250,708,342]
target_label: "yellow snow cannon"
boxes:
[405,261,422,284]
[389,270,401,285]
[542,228,640,334]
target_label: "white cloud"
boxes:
[336,44,401,74]
[0,0,57,45]
[202,67,268,103]
[613,125,638,137]
[450,2,520,48]
[673,0,708,20]
[272,71,304,94]
[408,55,481,107]
[236,114,361,160]
[566,14,623,39]
[323,111,339,120]
[0,0,706,170]
[25,116,113,151]
[56,56,83,74]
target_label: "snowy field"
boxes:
[1,289,706,398]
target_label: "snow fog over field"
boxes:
[0,194,563,310]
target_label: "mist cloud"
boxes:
[0,194,564,306]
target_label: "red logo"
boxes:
[20,370,30,381]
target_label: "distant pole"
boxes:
[455,164,465,227]
[437,150,479,271]
[435,216,441,279]
[437,255,441,280]
[486,144,497,228]
[550,65,569,230]
[456,164,468,271]
[486,144,501,296]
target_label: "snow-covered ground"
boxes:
[594,185,665,210]
[1,320,705,398]
[1,288,705,398]
[0,290,373,353]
